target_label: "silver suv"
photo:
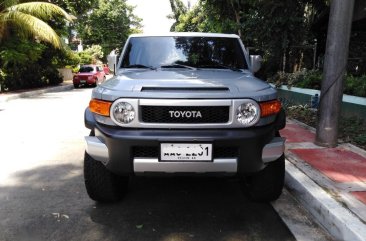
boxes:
[83,33,286,202]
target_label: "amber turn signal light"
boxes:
[260,100,282,117]
[89,99,112,117]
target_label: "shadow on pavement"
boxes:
[0,165,295,241]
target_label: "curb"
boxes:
[0,84,74,103]
[285,160,366,241]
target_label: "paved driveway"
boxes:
[0,88,295,241]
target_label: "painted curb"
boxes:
[285,160,366,241]
[0,84,74,102]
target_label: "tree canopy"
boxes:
[0,0,142,92]
[76,0,142,56]
[171,0,330,77]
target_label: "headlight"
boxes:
[236,101,260,126]
[112,101,135,124]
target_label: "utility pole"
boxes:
[315,0,355,147]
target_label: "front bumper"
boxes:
[86,134,285,176]
[84,108,285,176]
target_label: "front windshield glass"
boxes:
[121,36,248,70]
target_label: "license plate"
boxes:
[160,143,212,162]
[80,80,86,83]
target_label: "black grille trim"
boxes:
[141,106,230,124]
[133,146,159,158]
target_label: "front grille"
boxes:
[133,146,159,158]
[141,106,229,124]
[133,146,238,158]
[213,147,238,158]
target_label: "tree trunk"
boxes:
[230,0,242,37]
[315,0,355,147]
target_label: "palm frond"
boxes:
[7,2,73,22]
[0,0,18,10]
[2,11,62,48]
[0,13,9,40]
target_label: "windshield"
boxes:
[79,66,95,73]
[121,36,248,70]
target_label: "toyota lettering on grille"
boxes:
[169,110,202,118]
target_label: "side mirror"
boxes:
[250,55,263,73]
[107,51,118,75]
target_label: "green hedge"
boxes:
[269,70,366,98]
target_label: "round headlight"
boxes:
[236,101,260,126]
[112,102,135,124]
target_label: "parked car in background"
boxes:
[73,65,106,88]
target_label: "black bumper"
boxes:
[85,108,286,176]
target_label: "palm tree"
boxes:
[0,1,73,48]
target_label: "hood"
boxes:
[94,69,277,101]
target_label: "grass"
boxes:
[286,105,366,150]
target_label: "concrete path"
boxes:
[0,82,74,103]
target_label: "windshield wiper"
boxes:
[159,64,197,70]
[124,64,156,70]
[199,64,242,72]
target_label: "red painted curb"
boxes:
[290,148,366,183]
[280,123,315,143]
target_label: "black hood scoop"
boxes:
[141,87,230,92]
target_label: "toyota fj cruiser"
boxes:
[84,33,286,202]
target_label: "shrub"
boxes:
[344,75,366,97]
[285,104,366,149]
[268,69,322,89]
[270,70,366,97]
[0,69,5,91]
[78,52,93,65]
[294,70,322,90]
[0,39,65,91]
[77,45,104,65]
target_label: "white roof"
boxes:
[129,32,240,38]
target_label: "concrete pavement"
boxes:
[0,81,74,103]
[281,119,366,241]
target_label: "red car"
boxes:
[73,65,106,88]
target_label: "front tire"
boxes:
[241,154,285,202]
[84,151,129,202]
[92,78,97,87]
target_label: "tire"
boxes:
[92,79,97,87]
[241,154,285,202]
[73,83,79,88]
[84,151,129,202]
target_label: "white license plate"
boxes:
[80,80,86,83]
[160,143,212,162]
